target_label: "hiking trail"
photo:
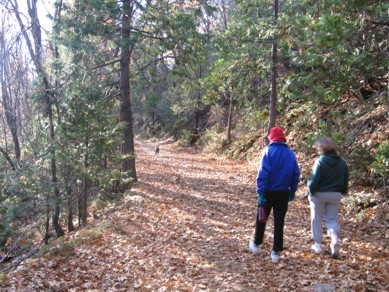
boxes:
[1,141,387,291]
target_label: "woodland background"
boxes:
[0,0,388,290]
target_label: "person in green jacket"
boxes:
[307,137,349,259]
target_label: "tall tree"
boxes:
[11,0,64,237]
[120,0,137,186]
[0,12,20,167]
[268,0,278,136]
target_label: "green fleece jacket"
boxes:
[307,153,349,195]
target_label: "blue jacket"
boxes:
[256,142,300,194]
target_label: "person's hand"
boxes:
[258,193,266,206]
[289,192,295,202]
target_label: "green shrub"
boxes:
[370,141,389,193]
[0,185,34,247]
[40,240,75,260]
[201,129,224,152]
[349,144,375,185]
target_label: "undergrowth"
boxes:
[199,93,388,217]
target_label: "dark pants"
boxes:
[254,191,289,252]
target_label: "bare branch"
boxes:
[0,246,39,274]
[0,145,16,170]
[136,53,175,72]
[89,58,120,70]
[367,19,389,26]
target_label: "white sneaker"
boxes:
[311,243,323,253]
[249,241,260,254]
[271,251,279,263]
[328,230,340,259]
[331,242,340,259]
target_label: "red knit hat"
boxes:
[268,127,286,142]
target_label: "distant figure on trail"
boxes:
[155,144,160,155]
[249,127,300,263]
[307,137,349,259]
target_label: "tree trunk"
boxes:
[77,180,82,227]
[44,194,50,244]
[81,178,90,226]
[67,185,74,232]
[195,66,202,135]
[386,86,389,129]
[12,0,64,237]
[51,150,64,236]
[226,91,233,142]
[0,146,16,171]
[220,0,228,31]
[120,0,137,187]
[267,0,278,143]
[268,40,277,129]
[81,137,90,226]
[0,25,21,164]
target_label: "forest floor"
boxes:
[1,140,388,291]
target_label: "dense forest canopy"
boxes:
[0,0,387,274]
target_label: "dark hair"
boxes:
[314,137,339,154]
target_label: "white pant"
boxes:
[308,192,342,245]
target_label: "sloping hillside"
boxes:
[213,93,388,216]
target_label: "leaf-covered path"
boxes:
[1,141,388,291]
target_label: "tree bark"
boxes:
[226,91,233,142]
[195,66,202,135]
[0,146,16,171]
[44,194,50,244]
[81,178,90,226]
[386,83,389,129]
[267,0,278,144]
[0,23,21,164]
[77,180,82,227]
[81,137,90,226]
[67,184,74,232]
[120,0,137,187]
[268,40,277,128]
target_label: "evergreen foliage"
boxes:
[0,0,387,257]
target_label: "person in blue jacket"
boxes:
[307,137,349,259]
[249,127,300,263]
